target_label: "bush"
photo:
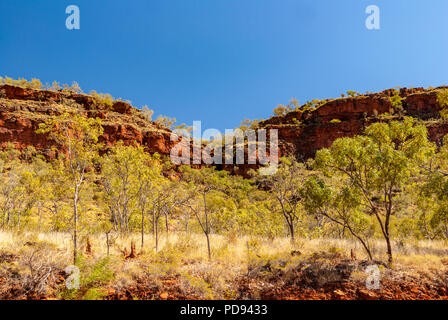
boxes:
[346,90,359,97]
[437,89,448,119]
[389,91,404,113]
[59,256,115,300]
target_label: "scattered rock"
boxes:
[358,289,377,300]
[159,292,169,299]
[333,289,346,299]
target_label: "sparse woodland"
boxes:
[1,77,448,299]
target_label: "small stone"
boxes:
[333,289,345,299]
[159,292,169,299]
[358,289,377,300]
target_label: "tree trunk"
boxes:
[141,208,145,250]
[203,192,211,260]
[385,203,393,265]
[106,231,110,256]
[206,232,211,260]
[385,234,393,264]
[287,218,295,242]
[165,212,169,233]
[155,215,159,252]
[17,211,21,231]
[73,188,79,265]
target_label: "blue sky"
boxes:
[1,0,447,130]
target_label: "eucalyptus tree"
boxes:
[253,157,307,241]
[301,176,374,260]
[179,166,232,260]
[37,112,103,264]
[101,142,151,233]
[419,134,448,239]
[314,117,434,264]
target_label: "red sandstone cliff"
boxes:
[259,86,448,160]
[0,84,187,159]
[0,84,447,175]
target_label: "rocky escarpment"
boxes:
[0,84,447,175]
[259,86,448,160]
[0,84,191,160]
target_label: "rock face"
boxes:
[0,84,188,159]
[0,84,447,174]
[259,86,448,160]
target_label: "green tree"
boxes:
[101,143,150,233]
[180,166,231,259]
[314,117,434,264]
[437,89,448,119]
[301,176,374,259]
[419,135,448,238]
[346,90,359,97]
[253,157,306,241]
[37,112,103,264]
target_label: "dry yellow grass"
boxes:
[2,231,448,265]
[1,231,448,299]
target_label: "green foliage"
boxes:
[239,118,261,131]
[302,99,325,110]
[389,91,404,114]
[2,89,448,271]
[60,256,115,300]
[155,115,177,129]
[346,90,359,97]
[89,90,115,107]
[301,176,374,258]
[314,117,434,263]
[437,89,448,119]
[253,157,307,240]
[0,76,42,89]
[273,98,299,117]
[100,142,159,233]
[0,76,85,93]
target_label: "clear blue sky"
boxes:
[1,0,447,130]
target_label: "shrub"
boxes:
[389,91,404,113]
[59,256,115,300]
[89,90,115,107]
[141,105,154,121]
[346,90,359,97]
[437,89,448,119]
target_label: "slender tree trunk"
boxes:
[288,221,295,242]
[203,192,211,260]
[37,205,42,232]
[124,207,129,233]
[141,208,145,250]
[346,223,373,261]
[165,212,169,233]
[106,231,110,256]
[164,212,170,243]
[386,238,392,264]
[17,211,21,231]
[385,200,393,265]
[73,187,79,265]
[6,209,11,228]
[155,214,159,252]
[152,205,156,236]
[205,232,211,260]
